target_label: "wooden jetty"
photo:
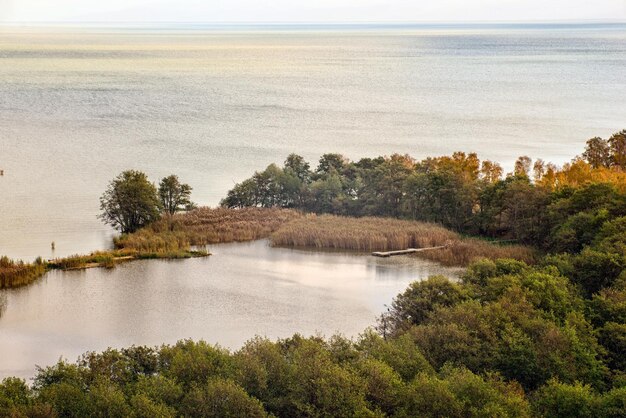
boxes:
[372,245,448,257]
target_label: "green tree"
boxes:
[571,248,625,295]
[382,276,469,334]
[130,394,176,418]
[359,154,413,217]
[583,137,611,169]
[532,380,597,418]
[316,153,347,176]
[310,174,344,213]
[99,170,161,233]
[180,378,267,418]
[357,332,434,381]
[221,178,259,208]
[284,154,312,184]
[158,175,194,215]
[609,130,626,169]
[88,383,131,418]
[0,377,32,415]
[598,322,626,372]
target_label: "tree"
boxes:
[359,154,413,217]
[514,156,532,178]
[283,154,311,184]
[158,175,194,215]
[533,159,545,183]
[382,276,468,333]
[180,378,267,418]
[99,170,161,233]
[608,130,626,169]
[480,160,503,184]
[532,380,597,418]
[221,178,259,208]
[582,137,611,169]
[316,153,347,176]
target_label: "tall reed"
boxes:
[116,207,301,251]
[0,256,47,289]
[270,214,535,266]
[270,214,458,251]
[47,250,134,270]
[416,238,535,266]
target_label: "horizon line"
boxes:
[1,19,625,27]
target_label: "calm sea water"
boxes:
[0,24,625,261]
[0,240,461,378]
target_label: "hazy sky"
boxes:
[1,0,625,23]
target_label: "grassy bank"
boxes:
[47,248,208,270]
[0,248,210,290]
[270,214,535,266]
[0,256,47,289]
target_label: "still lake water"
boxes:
[1,24,625,260]
[0,240,461,378]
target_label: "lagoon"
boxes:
[0,240,461,379]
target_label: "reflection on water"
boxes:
[0,240,461,379]
[0,293,6,318]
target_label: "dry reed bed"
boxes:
[1,247,209,289]
[47,250,137,270]
[176,207,302,245]
[270,214,535,266]
[116,207,302,251]
[417,239,535,266]
[0,256,47,289]
[270,214,458,251]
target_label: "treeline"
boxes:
[0,337,530,417]
[222,130,626,250]
[2,258,626,417]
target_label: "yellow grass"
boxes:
[0,256,47,289]
[47,250,135,270]
[115,207,302,251]
[269,214,535,266]
[270,214,457,251]
[417,238,535,266]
